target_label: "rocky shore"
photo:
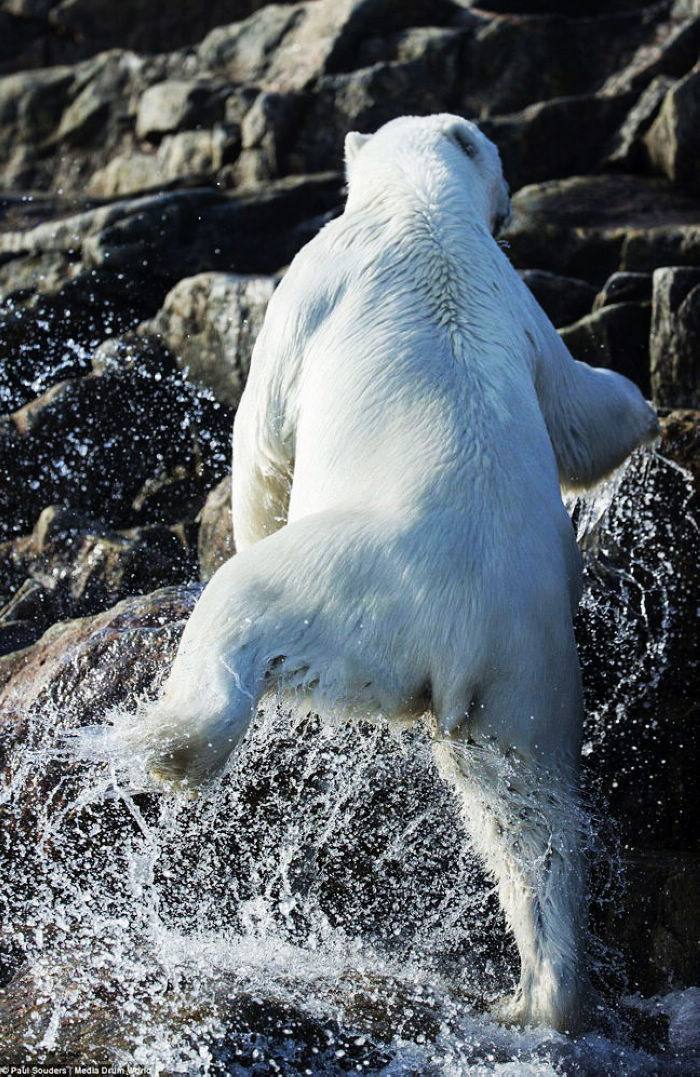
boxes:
[0,0,698,1067]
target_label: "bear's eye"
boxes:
[453,130,477,158]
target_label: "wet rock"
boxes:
[650,266,700,408]
[197,474,234,582]
[577,411,699,857]
[0,583,199,731]
[503,173,700,283]
[146,272,278,409]
[593,271,652,310]
[0,364,232,541]
[645,68,700,196]
[0,267,162,414]
[559,301,652,393]
[0,506,198,651]
[518,269,596,328]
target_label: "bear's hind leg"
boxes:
[432,734,592,1033]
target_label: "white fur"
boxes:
[141,115,658,1031]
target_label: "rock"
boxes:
[518,269,596,328]
[606,74,675,171]
[593,271,652,310]
[483,92,634,192]
[458,5,669,118]
[0,267,162,414]
[0,506,198,651]
[135,78,228,142]
[599,6,700,98]
[0,179,344,284]
[292,51,462,175]
[503,173,700,283]
[197,475,234,581]
[0,2,287,75]
[650,266,700,408]
[0,583,199,730]
[559,301,652,392]
[576,411,699,856]
[645,68,700,196]
[145,272,278,409]
[0,363,232,541]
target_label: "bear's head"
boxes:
[344,114,511,238]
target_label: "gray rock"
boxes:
[559,300,652,393]
[145,272,278,409]
[518,269,595,328]
[645,69,700,196]
[197,474,234,582]
[503,173,700,283]
[593,271,652,310]
[135,78,228,141]
[483,92,633,192]
[650,266,700,408]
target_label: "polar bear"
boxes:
[138,115,658,1032]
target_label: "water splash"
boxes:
[0,447,697,1072]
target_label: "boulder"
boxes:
[593,271,652,310]
[0,506,198,653]
[0,362,232,541]
[0,267,162,414]
[518,269,596,328]
[0,583,199,732]
[197,474,234,581]
[135,78,229,142]
[483,92,633,192]
[145,272,278,409]
[650,266,700,408]
[605,74,675,171]
[645,68,700,196]
[559,301,652,393]
[503,173,700,283]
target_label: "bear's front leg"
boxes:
[432,735,593,1034]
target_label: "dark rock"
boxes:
[645,68,700,196]
[145,272,278,409]
[606,74,675,170]
[197,474,234,582]
[0,364,232,540]
[650,266,700,408]
[0,267,163,414]
[292,50,463,175]
[559,301,652,393]
[518,269,596,328]
[503,173,700,283]
[577,411,699,856]
[0,506,198,649]
[483,92,634,192]
[599,6,700,98]
[0,3,295,76]
[458,6,669,118]
[593,271,653,310]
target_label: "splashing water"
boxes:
[0,448,697,1073]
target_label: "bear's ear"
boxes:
[344,130,371,165]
